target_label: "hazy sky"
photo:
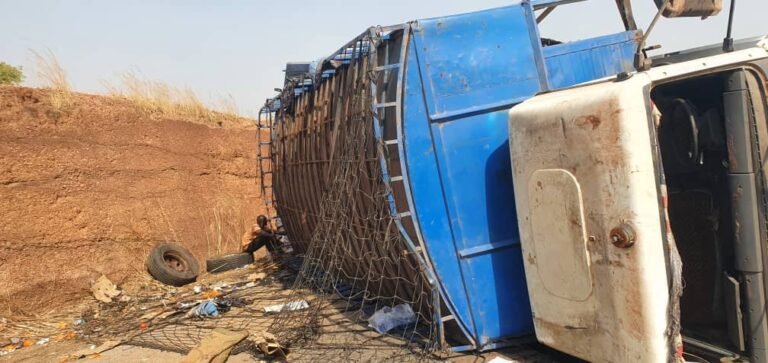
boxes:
[2,0,766,116]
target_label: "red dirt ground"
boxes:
[0,87,267,316]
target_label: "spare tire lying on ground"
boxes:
[206,253,254,273]
[146,242,200,286]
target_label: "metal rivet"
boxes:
[610,223,636,248]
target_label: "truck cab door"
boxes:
[508,76,676,362]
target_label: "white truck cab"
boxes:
[509,40,768,362]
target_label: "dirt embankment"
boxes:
[0,87,266,315]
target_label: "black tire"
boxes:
[206,253,254,273]
[146,243,200,286]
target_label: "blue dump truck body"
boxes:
[263,0,639,350]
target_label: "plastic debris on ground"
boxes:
[2,257,384,360]
[247,272,267,281]
[180,328,248,363]
[188,301,220,319]
[91,275,123,303]
[184,297,247,319]
[254,331,286,358]
[55,331,77,341]
[202,290,223,299]
[1,340,18,355]
[0,336,51,356]
[263,300,309,313]
[367,304,417,334]
[210,283,228,291]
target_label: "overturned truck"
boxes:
[260,0,768,361]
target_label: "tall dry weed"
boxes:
[104,71,244,126]
[200,199,252,258]
[29,49,73,110]
[139,197,255,260]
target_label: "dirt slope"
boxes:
[0,87,266,315]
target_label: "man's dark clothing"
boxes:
[244,228,280,254]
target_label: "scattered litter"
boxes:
[1,345,16,355]
[193,286,203,294]
[9,337,19,345]
[73,318,85,326]
[181,328,248,363]
[254,331,286,358]
[188,300,220,319]
[367,304,417,334]
[202,290,222,299]
[210,282,230,291]
[183,296,247,319]
[55,331,77,341]
[35,338,49,345]
[91,275,122,303]
[247,272,267,281]
[263,300,309,313]
[64,340,121,361]
[212,298,232,314]
[219,296,249,310]
[138,322,149,330]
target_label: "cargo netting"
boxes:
[265,30,441,361]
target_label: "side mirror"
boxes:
[655,0,722,17]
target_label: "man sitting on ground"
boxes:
[241,215,280,257]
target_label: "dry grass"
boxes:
[29,49,74,110]
[140,196,258,261]
[25,50,251,126]
[104,71,244,127]
[200,199,253,258]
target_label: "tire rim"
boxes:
[163,251,189,273]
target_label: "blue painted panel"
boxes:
[544,31,639,89]
[402,43,478,339]
[430,111,533,343]
[412,3,546,121]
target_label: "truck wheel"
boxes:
[206,253,254,273]
[146,243,199,286]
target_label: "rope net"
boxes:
[266,32,440,361]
